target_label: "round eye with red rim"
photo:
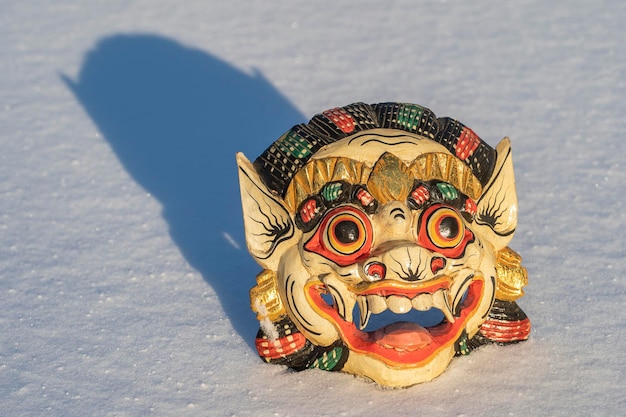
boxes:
[417,205,473,258]
[304,206,373,266]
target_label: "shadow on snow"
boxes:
[64,34,305,348]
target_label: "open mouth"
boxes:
[306,276,484,366]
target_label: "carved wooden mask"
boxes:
[237,103,529,387]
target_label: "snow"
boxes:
[1,0,625,415]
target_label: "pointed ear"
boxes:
[475,138,518,250]
[237,152,300,271]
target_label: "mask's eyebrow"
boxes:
[407,180,477,221]
[294,181,378,232]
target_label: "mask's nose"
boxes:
[361,243,447,283]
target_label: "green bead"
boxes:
[397,104,424,131]
[436,182,458,201]
[321,182,343,202]
[311,347,343,370]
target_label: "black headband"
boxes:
[253,102,496,197]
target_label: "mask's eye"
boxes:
[304,206,372,266]
[417,205,473,258]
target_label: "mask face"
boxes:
[238,103,530,388]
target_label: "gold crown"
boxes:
[283,152,483,212]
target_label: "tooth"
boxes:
[386,295,412,314]
[328,285,356,323]
[411,293,433,311]
[366,295,387,314]
[432,289,455,323]
[451,279,472,314]
[357,296,371,330]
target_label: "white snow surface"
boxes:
[1,1,625,416]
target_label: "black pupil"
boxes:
[335,220,359,244]
[439,216,459,239]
